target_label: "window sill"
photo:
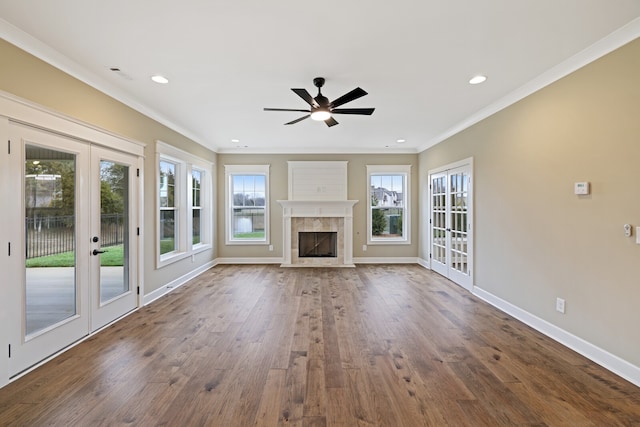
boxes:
[367,239,411,245]
[157,250,189,269]
[225,240,270,246]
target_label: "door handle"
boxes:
[92,249,106,256]
[446,228,451,232]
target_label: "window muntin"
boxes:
[225,165,269,244]
[367,165,411,244]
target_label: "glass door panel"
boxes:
[99,160,129,303]
[90,147,138,331]
[8,124,90,378]
[429,163,473,291]
[25,145,77,336]
[430,172,448,277]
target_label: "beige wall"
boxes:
[0,39,217,295]
[419,38,640,367]
[3,32,638,374]
[217,153,419,259]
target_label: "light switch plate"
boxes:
[637,227,640,244]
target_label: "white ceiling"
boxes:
[1,1,640,154]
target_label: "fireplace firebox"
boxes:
[298,232,337,258]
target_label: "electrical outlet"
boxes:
[556,298,566,314]
[268,245,273,251]
[362,245,367,252]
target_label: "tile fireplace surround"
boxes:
[277,200,358,267]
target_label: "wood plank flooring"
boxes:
[1,264,639,426]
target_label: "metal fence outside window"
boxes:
[25,214,125,259]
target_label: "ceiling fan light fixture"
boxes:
[310,109,331,121]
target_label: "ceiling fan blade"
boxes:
[330,87,368,108]
[285,115,310,125]
[331,108,375,115]
[264,108,311,113]
[325,117,339,127]
[292,88,318,107]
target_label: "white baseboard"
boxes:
[216,257,420,268]
[143,260,217,306]
[215,257,284,265]
[353,257,419,264]
[473,286,640,388]
[417,258,430,269]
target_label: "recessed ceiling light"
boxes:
[151,75,169,84]
[396,139,406,144]
[469,75,487,85]
[231,139,240,143]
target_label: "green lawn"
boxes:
[26,245,124,268]
[234,232,265,239]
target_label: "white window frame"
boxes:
[366,164,411,245]
[158,158,180,260]
[225,164,270,245]
[156,141,213,268]
[190,167,206,250]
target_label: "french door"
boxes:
[429,160,473,291]
[6,123,139,377]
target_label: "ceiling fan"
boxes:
[264,77,375,127]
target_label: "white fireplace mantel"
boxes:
[277,200,358,218]
[277,200,358,267]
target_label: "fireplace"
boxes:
[277,201,357,267]
[299,232,337,258]
[277,161,358,267]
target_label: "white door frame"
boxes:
[6,123,92,377]
[428,157,474,291]
[90,146,140,331]
[0,92,145,388]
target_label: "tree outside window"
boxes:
[159,160,177,255]
[367,165,411,244]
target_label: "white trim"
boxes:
[427,158,474,291]
[417,17,640,153]
[156,141,214,268]
[417,257,430,269]
[143,260,216,306]
[0,92,146,386]
[216,257,283,265]
[353,257,419,264]
[4,16,639,157]
[473,286,640,388]
[0,91,145,156]
[427,157,473,175]
[224,164,271,245]
[367,164,412,245]
[215,257,425,267]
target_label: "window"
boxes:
[225,165,270,244]
[157,141,213,267]
[367,165,411,244]
[191,169,202,246]
[159,160,178,255]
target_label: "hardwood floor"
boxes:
[1,264,639,426]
